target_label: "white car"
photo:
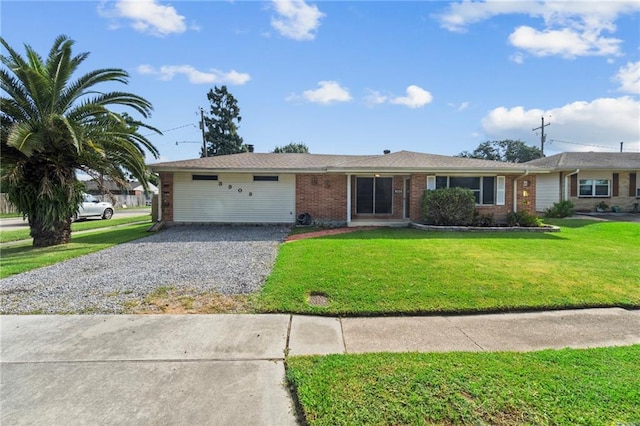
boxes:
[74,194,114,221]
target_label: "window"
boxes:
[433,176,496,205]
[579,179,610,197]
[356,177,393,214]
[192,175,218,181]
[253,175,279,182]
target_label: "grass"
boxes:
[0,223,151,278]
[0,214,151,243]
[0,212,23,218]
[257,220,640,315]
[287,345,640,425]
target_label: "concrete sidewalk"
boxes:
[2,308,639,425]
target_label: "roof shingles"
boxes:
[526,152,640,169]
[150,151,545,173]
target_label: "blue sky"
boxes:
[2,0,639,162]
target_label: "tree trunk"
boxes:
[30,216,72,247]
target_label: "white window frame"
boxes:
[428,175,502,206]
[579,179,610,197]
[496,176,505,206]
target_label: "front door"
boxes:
[356,177,393,214]
[403,177,411,219]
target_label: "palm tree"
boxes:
[1,35,160,247]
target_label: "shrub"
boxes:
[544,200,574,218]
[422,188,475,225]
[506,210,542,227]
[472,210,495,227]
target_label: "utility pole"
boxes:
[532,116,550,156]
[200,107,207,157]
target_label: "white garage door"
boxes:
[535,173,560,212]
[173,172,296,223]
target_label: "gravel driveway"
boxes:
[0,226,290,314]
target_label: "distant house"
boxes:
[84,180,158,196]
[526,152,640,212]
[149,150,545,226]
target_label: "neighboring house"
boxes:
[526,152,640,213]
[132,182,159,196]
[83,180,158,196]
[149,150,544,226]
[83,179,158,207]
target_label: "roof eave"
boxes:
[328,167,550,174]
[149,166,330,173]
[150,165,552,174]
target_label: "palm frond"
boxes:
[5,121,39,156]
[57,68,129,111]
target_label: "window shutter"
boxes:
[612,173,619,197]
[496,176,505,205]
[570,174,577,197]
[426,176,436,190]
[629,173,637,197]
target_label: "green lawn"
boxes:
[0,214,151,243]
[287,345,640,425]
[0,223,151,278]
[258,220,640,315]
[0,213,23,218]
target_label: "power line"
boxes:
[143,123,196,137]
[547,138,632,151]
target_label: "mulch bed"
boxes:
[284,227,376,242]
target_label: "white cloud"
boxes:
[271,0,325,41]
[510,52,525,64]
[363,89,388,107]
[390,85,433,108]
[98,0,191,37]
[137,65,251,85]
[481,97,640,152]
[509,25,621,58]
[297,81,351,104]
[435,1,639,58]
[613,61,640,95]
[448,101,469,111]
[457,101,470,111]
[436,1,538,33]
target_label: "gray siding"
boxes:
[536,173,560,212]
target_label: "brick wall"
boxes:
[409,174,538,223]
[563,171,639,212]
[296,174,347,223]
[409,174,426,222]
[158,172,174,222]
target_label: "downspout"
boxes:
[513,170,530,212]
[564,169,580,201]
[346,174,352,225]
[157,174,163,222]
